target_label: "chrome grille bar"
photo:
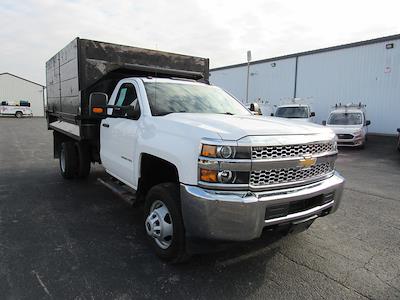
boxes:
[250,162,333,186]
[252,142,334,160]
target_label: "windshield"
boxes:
[328,112,363,125]
[144,82,251,116]
[275,107,309,118]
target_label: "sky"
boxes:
[1,0,399,85]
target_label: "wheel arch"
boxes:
[137,153,180,199]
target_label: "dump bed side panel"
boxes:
[46,38,80,124]
[78,39,209,92]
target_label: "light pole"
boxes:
[246,50,252,104]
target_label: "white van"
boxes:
[323,103,371,148]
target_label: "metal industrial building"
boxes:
[210,34,400,135]
[0,73,45,117]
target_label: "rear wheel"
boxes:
[144,183,188,263]
[15,111,23,118]
[59,142,78,179]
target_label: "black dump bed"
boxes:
[46,38,209,139]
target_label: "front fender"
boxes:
[135,117,221,185]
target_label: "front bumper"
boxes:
[337,137,364,147]
[181,172,344,241]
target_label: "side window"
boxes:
[113,83,140,118]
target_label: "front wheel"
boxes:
[144,183,188,263]
[15,111,23,118]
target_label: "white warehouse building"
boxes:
[0,73,45,117]
[210,34,400,135]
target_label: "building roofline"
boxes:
[0,72,45,87]
[210,33,400,72]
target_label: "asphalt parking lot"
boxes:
[0,118,399,300]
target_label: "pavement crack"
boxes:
[277,251,372,300]
[32,270,51,297]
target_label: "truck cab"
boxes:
[47,38,345,262]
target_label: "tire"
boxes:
[75,142,91,178]
[144,183,189,263]
[15,111,23,118]
[59,141,78,179]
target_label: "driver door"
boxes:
[100,82,140,187]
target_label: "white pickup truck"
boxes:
[47,38,344,262]
[272,100,315,123]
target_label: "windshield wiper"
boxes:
[154,112,173,116]
[218,112,234,115]
[154,110,187,116]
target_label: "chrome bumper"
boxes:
[181,172,344,241]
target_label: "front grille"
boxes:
[250,162,333,186]
[252,142,334,160]
[337,134,354,140]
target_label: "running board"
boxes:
[98,177,137,206]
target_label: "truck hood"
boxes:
[162,113,332,140]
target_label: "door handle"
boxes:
[102,123,110,128]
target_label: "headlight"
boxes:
[199,143,251,185]
[353,130,362,137]
[199,168,249,184]
[217,170,234,183]
[218,146,235,159]
[200,144,250,159]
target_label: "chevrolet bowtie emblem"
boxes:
[298,156,317,168]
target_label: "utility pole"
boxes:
[246,50,251,104]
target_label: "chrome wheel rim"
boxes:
[60,148,66,173]
[145,200,173,249]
